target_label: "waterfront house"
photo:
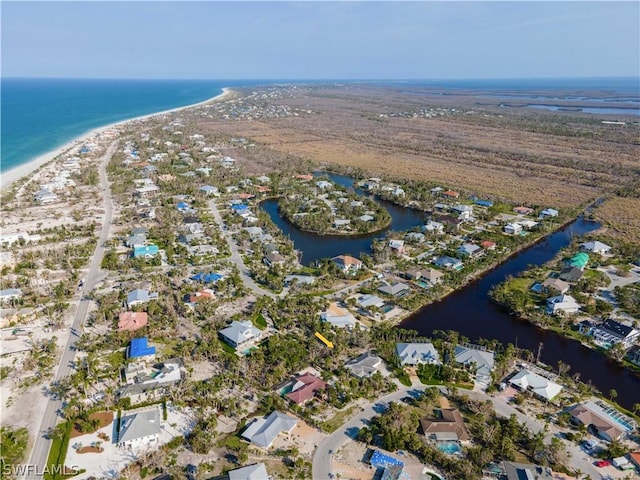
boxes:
[568,401,636,441]
[422,220,444,234]
[219,320,262,351]
[589,319,639,349]
[127,337,156,359]
[118,312,148,332]
[126,289,158,308]
[481,240,497,250]
[264,252,285,267]
[433,256,463,270]
[321,303,357,329]
[356,294,385,311]
[344,352,386,378]
[559,266,583,283]
[241,411,297,448]
[509,369,563,402]
[388,239,406,255]
[359,214,375,222]
[407,268,444,285]
[546,294,580,315]
[437,215,464,231]
[454,345,495,387]
[378,281,411,298]
[284,274,316,287]
[567,252,589,269]
[541,278,570,294]
[580,241,612,255]
[117,406,162,449]
[331,255,363,274]
[396,342,440,366]
[420,408,470,443]
[316,180,332,190]
[333,219,351,229]
[457,243,482,258]
[627,346,640,366]
[34,189,58,204]
[540,208,559,219]
[504,223,523,235]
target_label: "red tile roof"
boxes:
[285,373,327,405]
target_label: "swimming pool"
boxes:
[437,441,461,454]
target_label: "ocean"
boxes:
[2,77,638,174]
[0,78,260,174]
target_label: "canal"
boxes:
[260,174,640,409]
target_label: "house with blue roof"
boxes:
[474,199,494,207]
[133,245,159,258]
[190,272,224,283]
[176,202,190,212]
[128,337,156,359]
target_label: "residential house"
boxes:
[451,204,473,219]
[514,206,534,215]
[126,234,147,248]
[481,240,497,250]
[264,252,285,267]
[454,345,495,387]
[388,240,405,255]
[131,227,149,236]
[503,462,554,480]
[546,294,580,315]
[422,220,444,235]
[433,256,463,270]
[245,226,264,240]
[627,346,640,367]
[135,184,160,197]
[316,180,332,190]
[127,337,156,359]
[437,215,464,231]
[199,185,219,196]
[279,373,327,405]
[509,369,563,402]
[0,289,22,304]
[540,208,559,218]
[590,319,639,349]
[356,294,385,311]
[457,243,482,258]
[118,312,148,332]
[226,463,269,480]
[358,214,375,222]
[321,303,357,329]
[441,190,460,199]
[541,278,570,294]
[378,282,411,298]
[241,411,297,448]
[331,255,363,274]
[34,189,58,204]
[568,401,636,441]
[580,241,612,255]
[559,266,584,283]
[119,359,183,400]
[126,289,158,308]
[117,406,162,449]
[396,342,440,366]
[567,252,589,269]
[420,408,471,443]
[219,320,262,351]
[407,268,444,285]
[256,175,271,184]
[344,352,386,378]
[0,232,33,246]
[504,223,523,235]
[333,219,351,228]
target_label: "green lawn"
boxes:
[321,406,357,433]
[44,421,72,480]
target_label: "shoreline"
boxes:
[0,87,234,192]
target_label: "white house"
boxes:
[241,411,297,448]
[0,289,22,303]
[509,369,563,402]
[454,345,495,389]
[219,320,262,350]
[504,223,523,235]
[580,241,612,255]
[34,189,58,204]
[331,255,363,274]
[228,463,270,480]
[396,342,440,365]
[321,303,357,329]
[540,208,559,218]
[117,406,162,449]
[452,204,473,219]
[356,294,385,310]
[422,220,444,235]
[126,289,158,308]
[546,294,580,315]
[590,319,639,349]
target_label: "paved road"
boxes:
[312,384,601,480]
[207,199,279,298]
[25,141,117,478]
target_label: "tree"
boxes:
[609,389,618,402]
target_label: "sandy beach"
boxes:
[0,87,233,191]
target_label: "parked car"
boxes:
[595,460,611,468]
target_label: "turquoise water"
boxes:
[437,441,461,454]
[0,78,259,173]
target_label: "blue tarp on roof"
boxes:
[370,451,404,469]
[475,199,494,207]
[231,204,248,211]
[129,337,155,358]
[177,202,189,210]
[190,272,223,283]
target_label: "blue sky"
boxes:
[2,1,639,79]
